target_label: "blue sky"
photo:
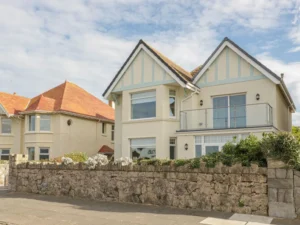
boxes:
[0,0,300,124]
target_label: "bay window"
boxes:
[131,91,156,119]
[130,138,156,159]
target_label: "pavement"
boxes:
[0,188,299,225]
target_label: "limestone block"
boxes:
[268,188,277,202]
[267,159,286,169]
[294,174,300,187]
[276,169,287,179]
[294,187,300,206]
[268,179,293,189]
[277,189,285,202]
[269,202,297,219]
[252,183,267,194]
[268,169,276,178]
[215,183,229,194]
[286,170,293,179]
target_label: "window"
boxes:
[195,134,249,156]
[213,94,246,129]
[130,138,156,159]
[131,91,156,119]
[111,125,115,141]
[28,147,35,161]
[169,90,176,117]
[40,115,51,131]
[1,118,11,134]
[28,115,36,131]
[39,148,49,160]
[0,149,10,160]
[169,138,176,159]
[102,123,106,134]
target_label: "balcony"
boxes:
[179,103,273,131]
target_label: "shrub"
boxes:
[189,158,200,168]
[261,132,300,166]
[61,157,73,165]
[85,154,109,169]
[114,157,133,166]
[174,159,191,167]
[202,152,221,168]
[64,152,88,163]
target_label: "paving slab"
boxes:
[201,217,247,225]
[230,214,273,224]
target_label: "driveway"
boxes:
[0,189,298,225]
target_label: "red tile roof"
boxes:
[0,92,30,115]
[0,81,114,121]
[98,145,114,154]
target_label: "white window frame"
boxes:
[0,149,10,160]
[169,90,176,118]
[39,147,50,160]
[102,123,106,134]
[111,125,115,141]
[130,137,156,159]
[1,118,12,134]
[169,137,176,159]
[40,115,51,132]
[212,93,246,128]
[28,115,36,132]
[27,147,35,161]
[131,90,156,120]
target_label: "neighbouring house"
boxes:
[0,81,115,161]
[103,37,295,160]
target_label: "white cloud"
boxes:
[288,46,300,52]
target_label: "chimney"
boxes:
[13,92,16,95]
[281,73,284,80]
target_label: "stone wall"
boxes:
[267,159,296,219]
[9,155,268,215]
[0,163,9,187]
[294,171,300,216]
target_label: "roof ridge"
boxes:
[59,81,68,110]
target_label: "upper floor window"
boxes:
[169,90,176,117]
[40,115,51,131]
[111,125,115,141]
[131,91,156,119]
[28,115,36,131]
[102,123,106,134]
[1,118,11,134]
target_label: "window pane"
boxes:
[170,146,175,159]
[28,147,35,161]
[29,115,36,131]
[130,138,156,159]
[40,115,51,131]
[2,150,10,154]
[230,95,246,128]
[102,123,106,133]
[39,155,49,160]
[195,145,202,158]
[40,149,49,154]
[1,155,9,160]
[111,125,114,141]
[1,118,11,133]
[169,96,175,117]
[206,146,219,155]
[213,96,228,129]
[131,91,156,119]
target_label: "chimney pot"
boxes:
[281,73,284,79]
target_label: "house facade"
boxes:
[0,81,115,161]
[103,37,295,160]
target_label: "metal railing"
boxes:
[180,103,273,131]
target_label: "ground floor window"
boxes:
[0,149,10,160]
[169,138,176,159]
[28,147,35,161]
[39,148,49,160]
[130,138,156,160]
[195,134,249,157]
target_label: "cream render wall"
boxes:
[23,114,114,160]
[275,86,291,131]
[0,116,23,155]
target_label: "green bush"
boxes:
[261,132,300,166]
[174,159,191,167]
[64,152,88,162]
[189,158,200,168]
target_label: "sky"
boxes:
[0,0,300,124]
